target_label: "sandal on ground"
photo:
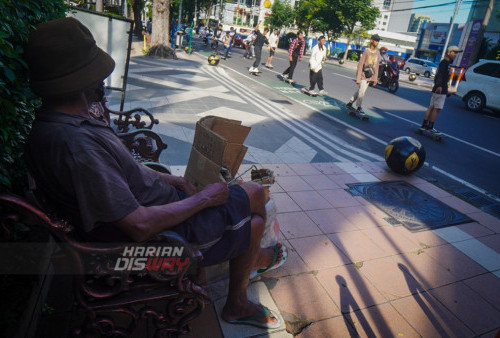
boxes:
[225,304,282,329]
[250,244,288,280]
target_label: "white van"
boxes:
[456,60,500,113]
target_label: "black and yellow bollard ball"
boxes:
[385,136,426,175]
[409,73,417,81]
[339,59,345,64]
[207,54,220,66]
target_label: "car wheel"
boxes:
[424,71,430,78]
[405,68,410,73]
[464,92,486,113]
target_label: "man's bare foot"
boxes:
[254,243,284,270]
[222,300,280,328]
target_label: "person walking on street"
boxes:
[282,31,305,82]
[346,34,381,117]
[419,45,463,133]
[249,26,269,74]
[227,27,236,56]
[243,32,256,59]
[265,28,279,69]
[307,36,327,95]
[212,23,223,53]
[221,30,232,59]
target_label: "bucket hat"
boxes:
[446,45,463,53]
[24,17,115,97]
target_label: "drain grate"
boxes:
[453,188,500,218]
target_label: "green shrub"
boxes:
[349,52,359,61]
[0,0,66,194]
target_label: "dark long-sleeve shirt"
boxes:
[253,30,268,48]
[432,58,450,94]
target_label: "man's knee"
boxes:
[250,214,265,239]
[239,181,266,215]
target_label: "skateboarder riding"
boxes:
[419,45,463,134]
[281,31,305,83]
[249,26,269,74]
[346,34,381,117]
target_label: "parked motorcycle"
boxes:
[377,62,399,93]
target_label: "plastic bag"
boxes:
[260,198,280,248]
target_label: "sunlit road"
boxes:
[192,38,500,203]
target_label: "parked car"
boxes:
[233,34,248,48]
[404,58,437,77]
[338,49,364,60]
[455,60,500,113]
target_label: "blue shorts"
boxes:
[172,185,252,266]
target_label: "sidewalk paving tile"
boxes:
[432,226,474,243]
[356,161,388,173]
[357,256,421,301]
[327,231,388,262]
[287,163,322,176]
[425,243,489,280]
[429,282,500,335]
[390,293,475,337]
[277,211,323,239]
[335,162,369,174]
[276,175,313,192]
[361,226,421,255]
[468,211,500,233]
[306,208,356,234]
[439,195,483,215]
[478,234,500,252]
[272,193,302,213]
[325,174,359,188]
[344,303,420,337]
[296,315,358,337]
[315,264,386,313]
[337,205,391,230]
[311,162,346,175]
[289,235,350,270]
[300,174,341,190]
[288,191,332,211]
[390,252,458,289]
[456,222,494,238]
[268,274,341,321]
[404,228,449,248]
[317,189,362,208]
[463,272,500,312]
[453,238,500,271]
[412,181,453,199]
[260,163,296,177]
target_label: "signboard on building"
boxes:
[459,19,483,68]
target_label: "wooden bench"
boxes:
[0,192,210,336]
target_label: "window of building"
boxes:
[383,0,391,8]
[384,15,388,19]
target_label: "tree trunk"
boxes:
[131,0,144,38]
[342,36,352,63]
[148,0,177,59]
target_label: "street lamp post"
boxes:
[178,0,183,26]
[441,0,463,60]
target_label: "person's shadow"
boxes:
[398,263,448,334]
[336,275,379,337]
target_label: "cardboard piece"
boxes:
[184,116,251,189]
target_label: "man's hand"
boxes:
[356,80,361,84]
[289,57,293,62]
[373,81,378,86]
[199,182,229,207]
[176,177,197,196]
[435,86,442,94]
[311,68,316,72]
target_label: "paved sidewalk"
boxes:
[50,50,500,337]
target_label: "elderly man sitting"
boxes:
[23,17,286,329]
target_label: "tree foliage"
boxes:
[265,0,294,29]
[0,0,66,194]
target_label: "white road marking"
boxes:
[205,65,381,162]
[382,110,500,159]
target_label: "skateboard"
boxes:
[249,68,261,76]
[301,88,318,96]
[414,128,442,141]
[280,75,295,85]
[347,106,369,121]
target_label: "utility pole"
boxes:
[178,0,183,26]
[441,0,463,60]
